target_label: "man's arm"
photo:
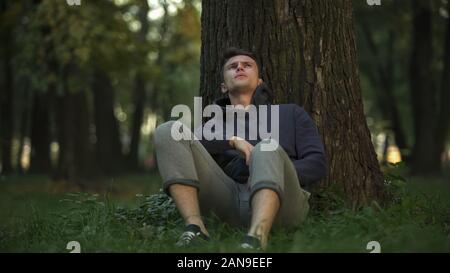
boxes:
[199,139,234,154]
[291,105,327,188]
[192,124,232,154]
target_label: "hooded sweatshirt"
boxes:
[194,83,327,189]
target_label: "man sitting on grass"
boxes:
[153,47,327,250]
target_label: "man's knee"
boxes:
[154,121,176,148]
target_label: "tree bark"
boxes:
[200,0,386,204]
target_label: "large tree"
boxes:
[200,0,386,204]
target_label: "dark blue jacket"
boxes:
[198,83,327,189]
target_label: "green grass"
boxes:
[0,169,449,253]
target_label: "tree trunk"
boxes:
[15,84,33,173]
[129,75,146,169]
[92,68,124,174]
[409,0,439,175]
[200,0,386,204]
[435,1,450,172]
[0,25,13,174]
[29,92,51,173]
[128,0,150,170]
[72,90,94,182]
[0,0,15,174]
[359,19,408,154]
[55,65,95,185]
[55,92,73,180]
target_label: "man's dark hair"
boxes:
[220,47,260,77]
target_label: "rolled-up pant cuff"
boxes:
[163,178,200,197]
[249,181,283,207]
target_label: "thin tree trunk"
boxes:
[435,0,450,172]
[0,24,13,174]
[129,75,146,169]
[29,92,51,173]
[56,91,94,184]
[92,68,124,174]
[15,85,33,173]
[56,65,95,185]
[360,20,408,151]
[409,0,439,175]
[56,91,75,181]
[72,90,94,182]
[128,0,150,170]
[200,0,386,204]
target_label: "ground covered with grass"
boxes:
[0,167,449,253]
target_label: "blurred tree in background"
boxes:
[354,0,450,175]
[0,0,201,186]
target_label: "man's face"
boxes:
[222,55,260,94]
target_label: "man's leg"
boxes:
[246,141,310,249]
[169,184,209,236]
[154,121,242,238]
[247,189,280,249]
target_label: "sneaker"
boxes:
[239,235,262,250]
[175,224,210,247]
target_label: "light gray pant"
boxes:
[154,121,310,229]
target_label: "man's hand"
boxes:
[229,136,254,165]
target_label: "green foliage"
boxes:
[308,183,347,215]
[115,190,182,234]
[289,174,450,252]
[5,0,201,105]
[11,0,139,94]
